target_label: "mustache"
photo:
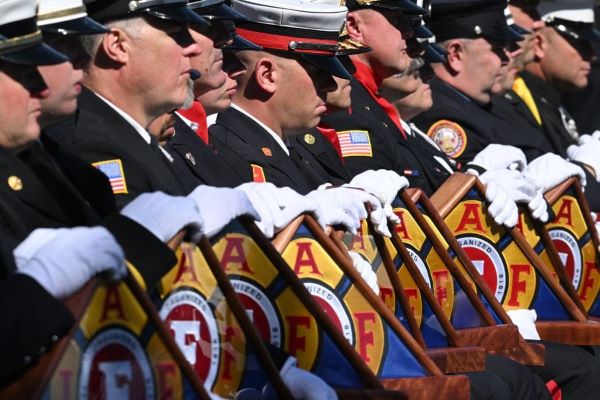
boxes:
[406,57,425,75]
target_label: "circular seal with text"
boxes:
[457,236,507,302]
[79,328,154,400]
[427,120,467,158]
[549,228,583,290]
[230,279,282,346]
[303,281,354,344]
[159,289,220,387]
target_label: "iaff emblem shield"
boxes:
[430,174,576,321]
[544,181,600,315]
[211,220,370,389]
[275,217,431,379]
[37,277,208,400]
[157,243,281,398]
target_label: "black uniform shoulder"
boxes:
[287,128,351,187]
[413,78,497,164]
[210,108,312,193]
[321,79,437,193]
[166,115,248,188]
[50,88,187,206]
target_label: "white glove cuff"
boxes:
[280,356,298,375]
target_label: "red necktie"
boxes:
[352,61,406,139]
[178,101,209,144]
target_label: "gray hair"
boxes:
[79,17,146,64]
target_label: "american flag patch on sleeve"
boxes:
[337,130,373,157]
[92,159,128,194]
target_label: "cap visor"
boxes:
[40,17,108,35]
[423,43,446,63]
[338,55,357,74]
[511,23,531,36]
[147,6,210,28]
[414,24,434,39]
[0,42,68,65]
[225,34,262,50]
[300,54,352,79]
[580,27,600,42]
[222,51,246,74]
[488,26,523,43]
[372,0,427,15]
[200,3,248,21]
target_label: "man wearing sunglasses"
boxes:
[517,0,599,153]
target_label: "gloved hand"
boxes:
[346,169,407,230]
[479,169,549,223]
[506,309,540,341]
[348,251,379,295]
[122,191,204,242]
[16,227,127,299]
[578,131,600,144]
[187,185,260,237]
[482,179,519,228]
[346,169,409,207]
[469,144,527,172]
[280,358,337,400]
[524,153,587,191]
[567,141,600,182]
[236,183,319,238]
[307,186,389,236]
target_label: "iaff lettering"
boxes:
[455,203,486,234]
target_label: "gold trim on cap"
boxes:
[0,30,43,53]
[37,5,87,22]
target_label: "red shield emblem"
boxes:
[159,290,220,387]
[79,328,154,399]
[303,282,354,343]
[231,279,282,346]
[457,237,507,302]
[549,228,583,290]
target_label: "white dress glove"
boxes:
[236,183,319,238]
[16,227,127,299]
[280,358,337,400]
[524,153,587,191]
[307,187,389,236]
[187,185,260,238]
[346,169,407,229]
[348,251,379,295]
[567,141,600,182]
[470,144,527,172]
[577,131,600,144]
[479,169,549,223]
[482,179,519,228]
[121,192,204,242]
[528,190,549,223]
[347,169,409,206]
[506,309,540,341]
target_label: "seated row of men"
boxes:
[1,0,600,398]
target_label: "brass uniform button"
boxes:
[304,133,316,145]
[8,175,23,191]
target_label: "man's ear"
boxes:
[445,40,466,74]
[253,57,277,94]
[532,30,546,61]
[100,28,130,64]
[346,11,364,42]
